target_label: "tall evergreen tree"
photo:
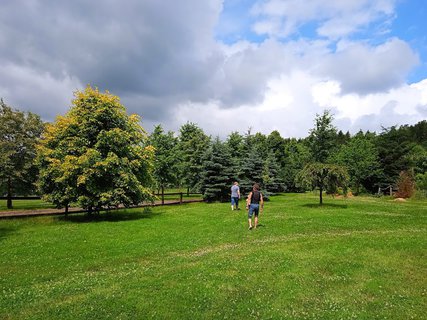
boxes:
[239,146,264,196]
[149,125,178,195]
[226,131,244,181]
[262,151,284,193]
[177,122,210,193]
[376,126,412,186]
[201,138,233,202]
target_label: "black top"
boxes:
[251,191,261,204]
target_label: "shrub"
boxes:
[395,171,415,198]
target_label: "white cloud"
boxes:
[250,0,396,39]
[0,0,425,139]
[0,64,81,120]
[165,70,427,138]
[320,38,419,94]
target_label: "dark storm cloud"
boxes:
[0,0,231,121]
[1,0,425,137]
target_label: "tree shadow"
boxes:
[301,203,348,209]
[56,207,162,223]
[0,226,18,242]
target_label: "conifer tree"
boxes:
[239,146,264,196]
[262,151,284,193]
[201,137,233,202]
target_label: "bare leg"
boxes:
[248,218,253,229]
[254,216,258,228]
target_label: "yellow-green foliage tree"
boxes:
[37,86,154,213]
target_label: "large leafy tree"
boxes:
[149,125,178,195]
[295,163,348,205]
[201,137,234,202]
[37,86,154,213]
[0,99,44,208]
[333,134,381,194]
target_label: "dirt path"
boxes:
[0,199,204,219]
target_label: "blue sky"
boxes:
[0,0,426,137]
[392,0,427,82]
[216,0,427,82]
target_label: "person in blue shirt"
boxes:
[230,181,241,210]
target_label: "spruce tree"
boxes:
[239,146,264,196]
[201,138,234,202]
[262,151,284,193]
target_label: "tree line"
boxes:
[1,87,426,210]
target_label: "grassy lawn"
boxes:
[0,199,55,211]
[0,193,426,319]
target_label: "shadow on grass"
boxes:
[0,226,18,241]
[57,207,162,223]
[302,203,348,209]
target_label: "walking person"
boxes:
[246,183,264,230]
[230,181,241,210]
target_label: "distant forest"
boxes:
[1,95,426,204]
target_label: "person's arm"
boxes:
[246,192,252,209]
[237,188,241,199]
[260,193,264,212]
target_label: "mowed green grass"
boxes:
[0,199,55,211]
[0,193,426,319]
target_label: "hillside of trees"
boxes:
[1,93,426,207]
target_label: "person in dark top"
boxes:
[246,183,264,230]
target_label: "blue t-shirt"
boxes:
[231,185,239,197]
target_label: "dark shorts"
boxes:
[231,197,239,206]
[248,204,259,218]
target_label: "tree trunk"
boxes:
[319,186,323,205]
[187,187,190,197]
[7,176,12,209]
[161,185,164,205]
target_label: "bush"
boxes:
[395,171,415,198]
